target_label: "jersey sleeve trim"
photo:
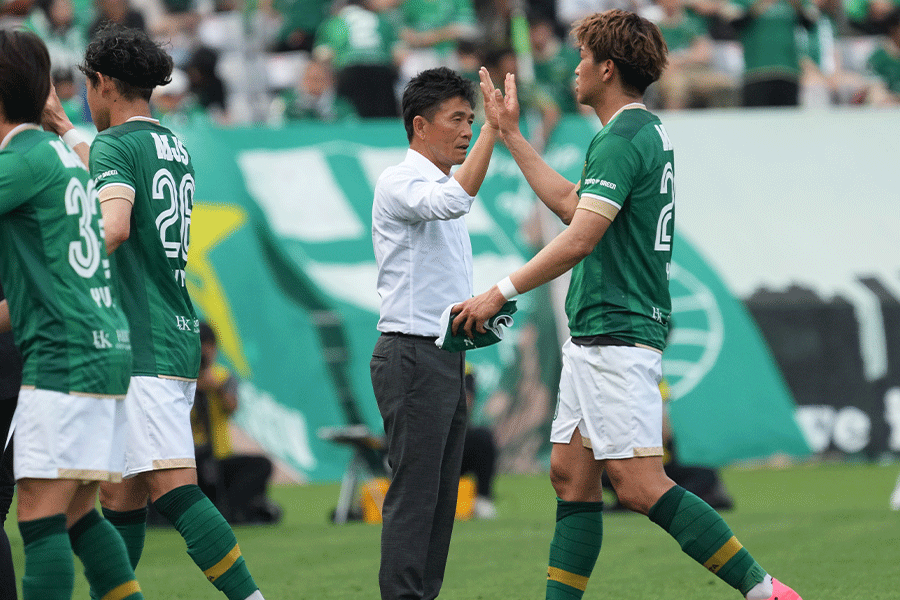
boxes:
[98,184,136,205]
[578,193,621,221]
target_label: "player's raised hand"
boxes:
[478,66,500,131]
[493,73,521,138]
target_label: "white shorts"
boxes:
[551,339,664,460]
[122,376,197,477]
[14,388,127,482]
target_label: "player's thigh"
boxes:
[17,478,81,521]
[549,430,604,502]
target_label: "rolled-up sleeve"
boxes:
[382,166,475,222]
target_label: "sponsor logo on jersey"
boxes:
[97,169,119,180]
[584,177,616,190]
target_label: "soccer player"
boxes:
[0,29,144,600]
[451,10,802,600]
[42,24,264,600]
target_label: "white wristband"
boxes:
[496,276,519,300]
[62,128,85,150]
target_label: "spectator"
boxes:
[797,0,869,105]
[191,322,282,525]
[272,59,359,122]
[313,0,403,118]
[846,0,899,32]
[269,0,329,52]
[864,7,900,104]
[52,66,90,124]
[88,0,146,40]
[462,366,499,519]
[653,0,737,109]
[185,45,229,123]
[529,16,580,114]
[398,0,479,81]
[24,0,87,73]
[150,67,210,128]
[719,0,819,107]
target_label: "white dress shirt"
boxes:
[372,149,476,337]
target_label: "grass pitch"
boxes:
[5,461,899,599]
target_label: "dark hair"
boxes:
[199,321,216,345]
[401,67,475,142]
[573,9,668,96]
[80,24,173,101]
[0,29,51,124]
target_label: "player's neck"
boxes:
[109,99,154,128]
[595,91,645,126]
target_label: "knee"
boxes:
[549,462,601,502]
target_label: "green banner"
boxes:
[183,116,808,481]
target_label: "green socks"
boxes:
[546,499,603,600]
[90,507,148,600]
[153,485,259,600]
[19,514,74,600]
[102,507,148,570]
[69,509,143,600]
[648,485,766,596]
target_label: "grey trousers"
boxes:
[370,333,468,600]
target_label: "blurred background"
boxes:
[2,0,898,489]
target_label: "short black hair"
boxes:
[0,29,51,124]
[401,67,475,142]
[80,24,173,101]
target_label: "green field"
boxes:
[5,462,899,599]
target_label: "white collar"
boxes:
[607,102,647,125]
[126,115,160,124]
[0,123,40,151]
[406,148,451,182]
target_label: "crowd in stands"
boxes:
[2,0,899,128]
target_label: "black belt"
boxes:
[381,331,438,342]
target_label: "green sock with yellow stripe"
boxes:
[546,498,603,600]
[153,485,258,600]
[69,509,143,600]
[648,485,766,595]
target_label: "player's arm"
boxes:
[41,84,89,168]
[0,300,9,334]
[493,73,580,224]
[452,207,612,336]
[98,185,135,254]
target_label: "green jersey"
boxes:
[314,4,398,70]
[867,43,900,94]
[566,108,674,351]
[90,118,200,379]
[401,0,476,56]
[0,126,131,396]
[729,0,806,80]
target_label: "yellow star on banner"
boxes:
[186,203,251,378]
